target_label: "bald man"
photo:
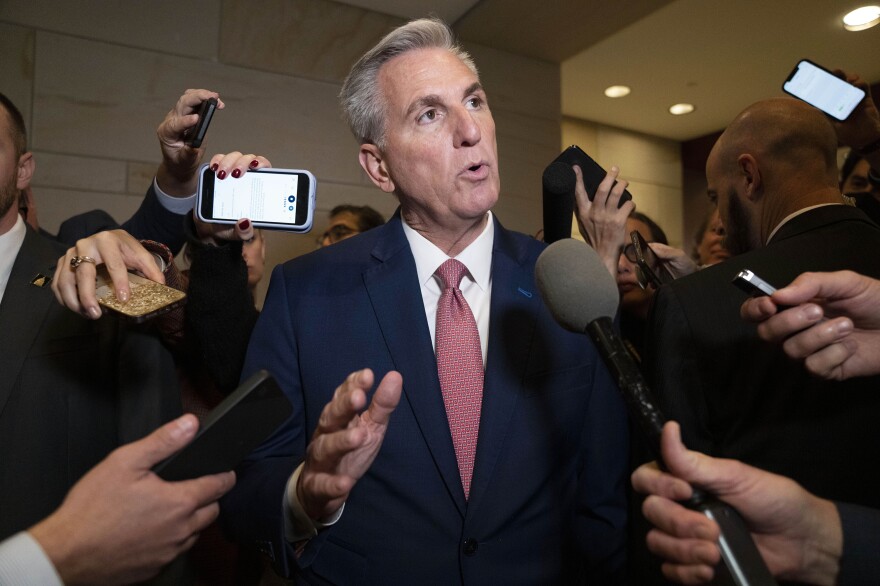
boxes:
[631,97,880,582]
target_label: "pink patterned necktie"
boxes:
[434,258,484,500]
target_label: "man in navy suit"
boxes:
[221,18,629,584]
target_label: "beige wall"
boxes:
[0,0,561,305]
[562,116,683,248]
[2,1,687,301]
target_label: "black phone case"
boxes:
[186,97,217,148]
[152,370,292,481]
[631,230,673,287]
[552,145,633,208]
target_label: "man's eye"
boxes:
[419,110,437,123]
[466,97,482,109]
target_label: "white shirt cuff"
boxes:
[0,532,63,586]
[152,178,196,215]
[283,463,345,543]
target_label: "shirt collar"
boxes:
[401,211,494,291]
[766,203,843,244]
[0,214,27,300]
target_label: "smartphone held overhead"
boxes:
[185,97,217,148]
[552,145,633,208]
[783,59,865,121]
[196,164,317,232]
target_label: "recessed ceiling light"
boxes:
[843,5,880,31]
[669,103,695,115]
[604,85,631,98]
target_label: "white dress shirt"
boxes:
[0,214,27,304]
[0,532,63,586]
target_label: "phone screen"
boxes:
[783,60,865,121]
[197,165,316,232]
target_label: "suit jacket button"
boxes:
[462,538,478,556]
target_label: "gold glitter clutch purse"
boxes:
[95,267,186,323]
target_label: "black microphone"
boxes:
[535,239,778,586]
[541,161,576,244]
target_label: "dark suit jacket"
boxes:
[221,214,630,585]
[53,182,188,252]
[646,205,880,507]
[837,502,880,584]
[0,227,182,539]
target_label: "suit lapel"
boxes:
[467,222,539,510]
[363,217,467,515]
[0,229,62,417]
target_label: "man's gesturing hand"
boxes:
[297,369,402,521]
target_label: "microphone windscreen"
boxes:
[535,239,619,331]
[542,161,576,195]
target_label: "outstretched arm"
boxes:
[740,270,880,380]
[631,422,842,585]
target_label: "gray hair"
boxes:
[339,17,478,148]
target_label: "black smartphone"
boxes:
[782,59,866,121]
[95,267,186,323]
[185,97,218,148]
[630,230,674,288]
[732,269,777,297]
[196,164,317,232]
[552,145,633,208]
[152,370,293,481]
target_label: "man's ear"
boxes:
[737,154,762,202]
[16,151,34,191]
[359,144,395,194]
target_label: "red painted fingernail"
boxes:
[231,168,242,178]
[239,219,250,230]
[218,170,227,180]
[211,163,219,171]
[249,159,259,168]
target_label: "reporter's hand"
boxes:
[193,152,272,244]
[631,422,842,586]
[297,369,402,521]
[28,414,235,585]
[52,229,165,319]
[649,242,698,279]
[574,164,635,278]
[830,70,880,153]
[156,89,225,197]
[740,270,880,380]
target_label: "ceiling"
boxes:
[335,0,880,141]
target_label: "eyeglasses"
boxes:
[622,244,638,263]
[317,224,358,247]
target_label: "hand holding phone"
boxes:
[630,230,674,288]
[197,163,317,232]
[783,60,866,121]
[152,370,293,481]
[552,145,633,208]
[185,97,218,148]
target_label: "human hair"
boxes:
[338,17,478,148]
[330,204,386,232]
[629,210,668,245]
[0,92,28,159]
